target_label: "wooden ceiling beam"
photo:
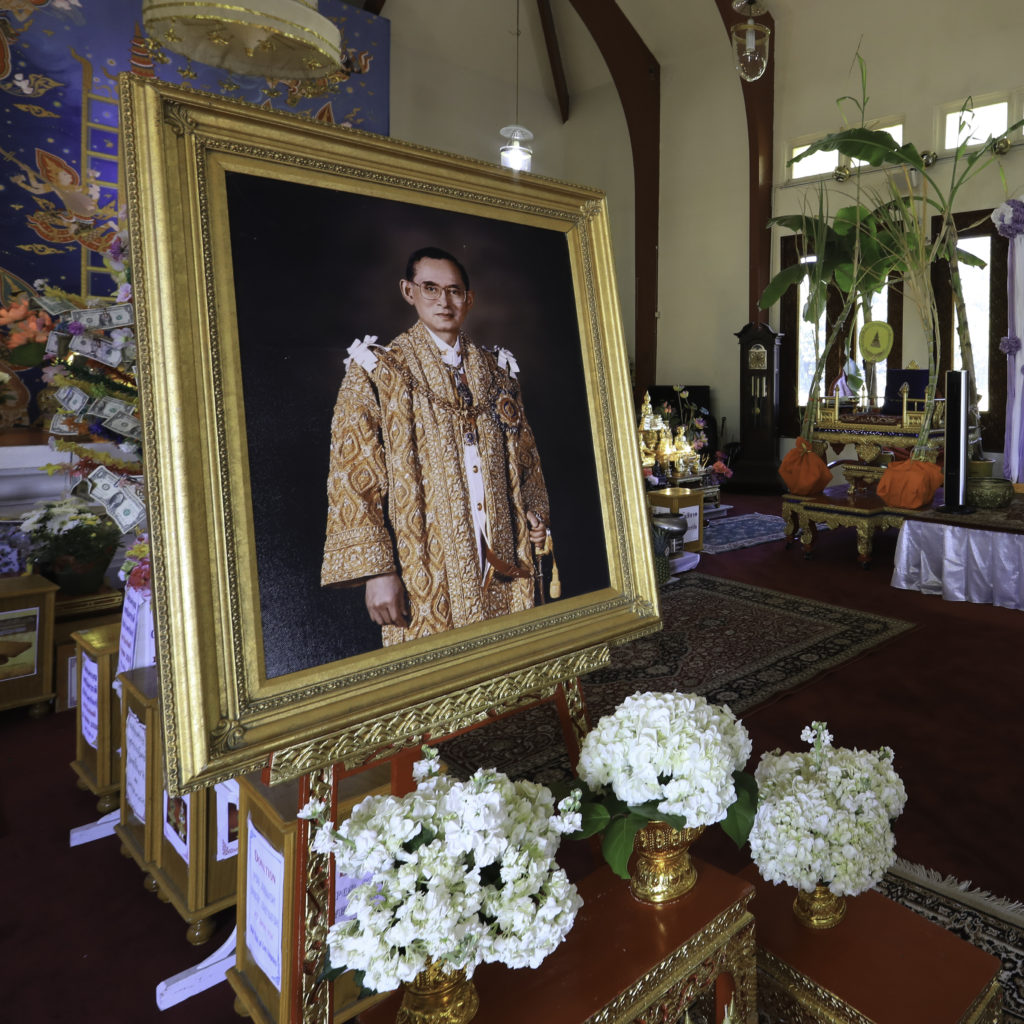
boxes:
[537,0,570,124]
[714,0,775,325]
[568,0,660,397]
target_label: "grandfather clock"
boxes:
[735,322,782,490]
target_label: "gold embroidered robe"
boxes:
[322,321,550,646]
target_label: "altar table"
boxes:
[892,517,1024,610]
[738,865,1003,1023]
[358,859,756,1024]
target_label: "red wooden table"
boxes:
[358,859,756,1023]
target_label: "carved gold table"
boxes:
[360,859,756,1023]
[739,866,1003,1023]
[782,488,907,568]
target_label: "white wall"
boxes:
[384,1,1024,449]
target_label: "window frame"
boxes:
[931,210,1008,451]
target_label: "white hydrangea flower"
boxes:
[576,691,751,826]
[749,721,907,897]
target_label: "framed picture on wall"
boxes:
[121,77,658,793]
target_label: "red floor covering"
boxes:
[1,488,1020,1022]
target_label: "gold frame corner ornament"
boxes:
[121,75,658,793]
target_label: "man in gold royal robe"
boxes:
[321,247,551,646]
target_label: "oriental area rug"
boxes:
[439,573,913,786]
[700,512,790,554]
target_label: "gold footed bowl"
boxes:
[793,883,847,929]
[630,821,705,904]
[395,960,478,1024]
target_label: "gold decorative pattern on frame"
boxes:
[267,644,610,785]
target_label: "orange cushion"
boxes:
[779,438,833,495]
[876,459,942,509]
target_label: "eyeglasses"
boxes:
[411,280,468,303]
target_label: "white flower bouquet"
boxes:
[19,496,119,570]
[749,721,907,896]
[300,747,583,995]
[568,691,756,877]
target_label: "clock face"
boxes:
[859,321,894,363]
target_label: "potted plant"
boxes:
[19,496,120,595]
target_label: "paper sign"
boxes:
[125,709,147,824]
[215,779,240,861]
[80,654,99,749]
[682,505,701,544]
[163,791,191,865]
[118,587,156,677]
[334,869,372,923]
[246,817,285,990]
[0,607,39,683]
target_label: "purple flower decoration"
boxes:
[109,235,125,262]
[992,198,1024,238]
[66,320,85,336]
[999,334,1022,355]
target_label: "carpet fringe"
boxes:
[890,858,1024,925]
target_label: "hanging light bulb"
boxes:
[499,0,534,171]
[500,125,534,171]
[730,0,771,83]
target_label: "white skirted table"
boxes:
[891,517,1024,610]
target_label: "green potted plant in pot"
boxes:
[19,496,121,595]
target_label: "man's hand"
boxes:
[365,573,409,628]
[527,510,548,546]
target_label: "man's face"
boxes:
[400,257,473,341]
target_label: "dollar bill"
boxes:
[68,334,99,359]
[54,385,90,415]
[104,486,147,533]
[91,340,124,368]
[90,395,134,420]
[45,330,63,357]
[87,465,121,502]
[48,413,85,436]
[35,295,77,316]
[103,410,143,439]
[66,303,133,330]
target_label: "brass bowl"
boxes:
[965,476,1014,510]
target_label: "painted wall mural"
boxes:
[0,0,389,303]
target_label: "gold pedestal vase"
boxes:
[395,959,479,1024]
[629,821,705,904]
[793,883,847,929]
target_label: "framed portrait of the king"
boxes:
[121,77,659,793]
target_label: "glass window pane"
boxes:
[790,144,838,180]
[797,264,826,405]
[945,101,1008,149]
[851,124,903,168]
[953,236,991,412]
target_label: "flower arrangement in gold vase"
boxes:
[748,721,907,928]
[559,691,757,904]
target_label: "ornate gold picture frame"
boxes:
[121,77,658,793]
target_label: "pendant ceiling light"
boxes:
[141,0,342,80]
[499,0,533,172]
[730,0,771,83]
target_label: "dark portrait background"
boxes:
[227,171,611,680]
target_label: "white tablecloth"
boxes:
[891,518,1024,610]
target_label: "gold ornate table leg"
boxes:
[798,511,817,558]
[855,523,875,568]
